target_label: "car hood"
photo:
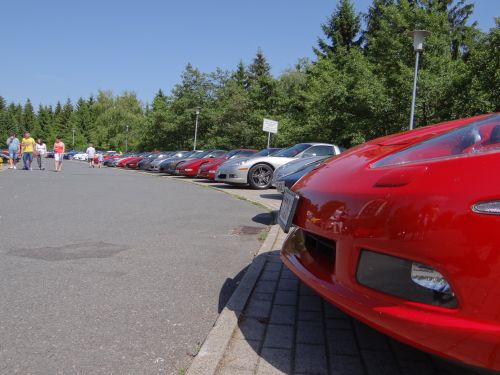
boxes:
[180,158,209,168]
[243,155,297,169]
[273,156,331,181]
[201,158,225,168]
[290,114,497,240]
[150,158,169,166]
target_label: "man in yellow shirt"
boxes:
[20,132,36,170]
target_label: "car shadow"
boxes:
[218,266,249,313]
[219,251,485,375]
[252,212,276,226]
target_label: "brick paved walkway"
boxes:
[213,230,479,375]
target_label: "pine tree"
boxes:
[37,105,52,140]
[233,60,249,89]
[0,96,9,143]
[248,49,271,81]
[22,99,37,134]
[315,0,362,57]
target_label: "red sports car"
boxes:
[176,150,226,177]
[197,149,257,180]
[280,113,500,371]
[116,155,140,168]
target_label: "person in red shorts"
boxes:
[53,136,65,172]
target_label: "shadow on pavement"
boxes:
[218,266,249,314]
[252,212,275,226]
[219,250,485,375]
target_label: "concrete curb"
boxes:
[186,224,280,375]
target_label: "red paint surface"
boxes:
[281,113,500,370]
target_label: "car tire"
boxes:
[248,163,274,189]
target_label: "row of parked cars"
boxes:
[96,143,344,190]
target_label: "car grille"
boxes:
[303,231,336,280]
[218,174,227,179]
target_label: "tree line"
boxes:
[1,0,498,152]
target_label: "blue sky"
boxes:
[1,0,497,107]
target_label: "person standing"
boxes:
[53,136,65,172]
[6,132,20,169]
[86,143,96,168]
[20,132,36,170]
[35,138,47,170]
[97,151,103,168]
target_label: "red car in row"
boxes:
[279,113,500,371]
[175,150,227,177]
[196,149,258,180]
[115,153,152,168]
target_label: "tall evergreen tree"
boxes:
[248,49,271,81]
[315,0,362,57]
[22,99,37,134]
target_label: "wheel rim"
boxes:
[251,166,272,186]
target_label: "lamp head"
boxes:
[409,30,430,51]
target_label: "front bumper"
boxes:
[281,225,500,370]
[215,166,248,184]
[197,170,216,179]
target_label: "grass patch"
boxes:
[258,227,270,241]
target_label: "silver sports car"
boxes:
[215,143,342,189]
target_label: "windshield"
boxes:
[233,150,256,158]
[302,145,334,158]
[273,144,312,158]
[155,153,171,159]
[224,150,239,159]
[203,150,226,158]
[191,150,211,159]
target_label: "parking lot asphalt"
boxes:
[0,161,270,374]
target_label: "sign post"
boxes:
[262,118,278,148]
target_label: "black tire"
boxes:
[248,163,274,189]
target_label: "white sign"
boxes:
[263,118,278,134]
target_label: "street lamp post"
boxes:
[72,127,75,148]
[125,124,129,153]
[193,107,200,151]
[409,30,430,130]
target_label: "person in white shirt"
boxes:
[35,138,47,170]
[86,144,96,168]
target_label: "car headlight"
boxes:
[372,115,500,167]
[357,250,456,308]
[410,262,453,295]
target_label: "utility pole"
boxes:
[72,127,75,148]
[125,124,129,153]
[193,107,200,150]
[409,30,430,130]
